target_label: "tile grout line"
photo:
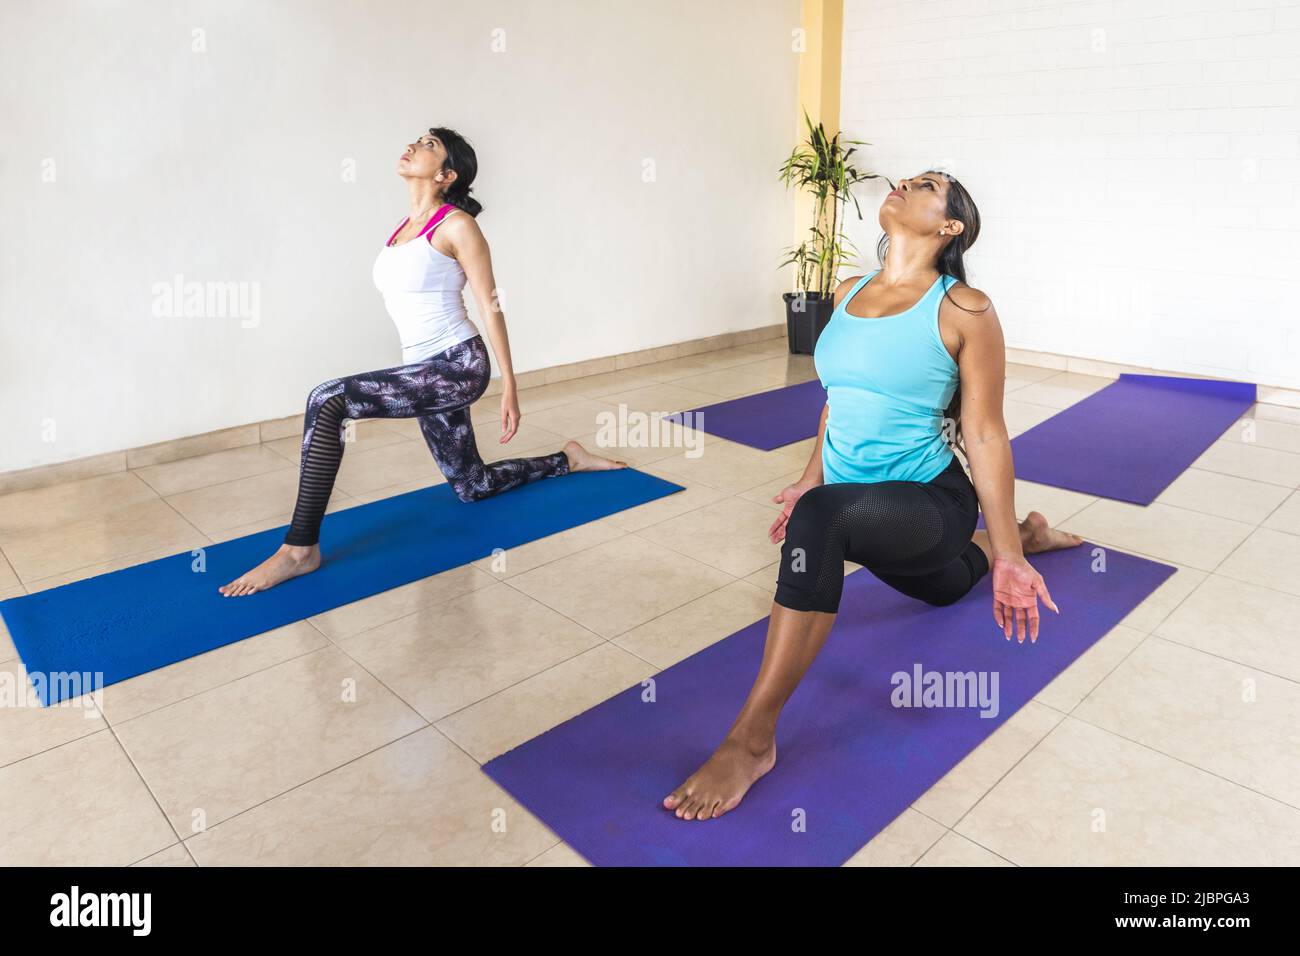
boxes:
[0,639,435,826]
[1050,484,1297,750]
[17,633,439,859]
[174,721,440,862]
[102,720,199,865]
[942,705,1073,841]
[1148,630,1300,687]
[519,839,567,867]
[1049,524,1300,606]
[299,614,435,730]
[1064,708,1300,817]
[906,826,952,868]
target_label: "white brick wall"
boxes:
[840,0,1300,389]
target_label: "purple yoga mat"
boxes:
[482,541,1175,866]
[663,379,827,451]
[1010,373,1256,505]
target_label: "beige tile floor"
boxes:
[2,338,1299,866]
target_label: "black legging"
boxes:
[774,454,989,613]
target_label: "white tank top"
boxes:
[371,204,480,364]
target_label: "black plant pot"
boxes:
[783,292,835,355]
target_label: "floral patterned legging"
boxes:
[283,334,569,546]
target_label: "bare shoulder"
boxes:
[435,209,487,259]
[940,280,1004,367]
[440,209,481,241]
[832,275,865,308]
[940,281,999,336]
[944,280,994,314]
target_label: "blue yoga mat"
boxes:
[663,379,827,451]
[1,469,683,706]
[1010,373,1255,504]
[482,542,1175,866]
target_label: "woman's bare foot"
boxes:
[563,439,628,472]
[1020,511,1084,554]
[663,735,777,821]
[219,543,321,597]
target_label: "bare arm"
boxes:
[770,402,828,544]
[948,288,1021,562]
[947,285,1058,639]
[442,212,520,441]
[769,276,862,542]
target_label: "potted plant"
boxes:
[778,110,883,354]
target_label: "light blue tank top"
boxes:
[813,270,960,485]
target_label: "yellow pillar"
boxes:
[794,0,843,252]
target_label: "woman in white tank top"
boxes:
[220,128,627,596]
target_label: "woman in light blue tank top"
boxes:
[814,268,962,485]
[666,171,1086,823]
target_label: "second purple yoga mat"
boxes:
[663,379,827,451]
[482,542,1175,866]
[1010,373,1254,504]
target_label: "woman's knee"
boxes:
[785,485,835,539]
[776,488,846,611]
[449,475,488,503]
[305,379,345,416]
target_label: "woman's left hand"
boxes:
[990,555,1058,644]
[499,389,521,443]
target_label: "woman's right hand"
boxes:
[990,555,1058,644]
[769,480,819,544]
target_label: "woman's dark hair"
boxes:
[429,126,483,217]
[873,170,984,463]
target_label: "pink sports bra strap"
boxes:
[416,203,457,239]
[385,204,457,247]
